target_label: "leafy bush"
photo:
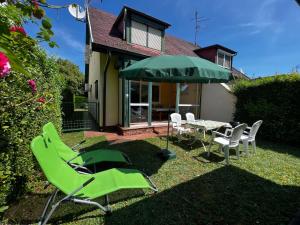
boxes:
[0,2,64,212]
[0,48,64,212]
[57,58,84,96]
[233,74,300,145]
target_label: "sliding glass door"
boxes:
[130,81,149,123]
[179,83,201,118]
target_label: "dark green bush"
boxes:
[233,74,300,145]
[0,46,64,210]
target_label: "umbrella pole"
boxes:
[158,84,176,160]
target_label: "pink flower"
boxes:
[0,52,11,78]
[9,26,26,36]
[27,79,37,93]
[37,97,45,103]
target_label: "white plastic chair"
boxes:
[208,123,247,165]
[185,112,206,137]
[186,112,196,123]
[170,113,191,142]
[240,120,263,155]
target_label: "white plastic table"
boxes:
[187,120,231,151]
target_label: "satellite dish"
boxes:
[68,4,86,21]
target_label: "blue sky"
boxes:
[25,0,300,77]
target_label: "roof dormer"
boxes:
[194,44,237,70]
[113,6,171,51]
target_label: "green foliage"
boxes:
[0,1,64,213]
[56,58,84,95]
[0,1,57,75]
[233,73,300,145]
[0,47,64,213]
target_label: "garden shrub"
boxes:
[233,74,300,146]
[0,2,64,212]
[0,47,64,212]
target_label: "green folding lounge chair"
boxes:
[31,135,157,225]
[42,122,131,168]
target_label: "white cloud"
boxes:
[54,28,85,53]
[225,0,283,36]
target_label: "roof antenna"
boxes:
[193,10,208,46]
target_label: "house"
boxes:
[85,6,248,134]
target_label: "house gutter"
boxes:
[102,51,111,127]
[86,6,94,43]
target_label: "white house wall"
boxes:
[88,51,102,126]
[200,83,236,122]
[104,55,119,126]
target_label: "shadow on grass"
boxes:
[193,152,224,163]
[104,165,300,225]
[4,188,145,224]
[257,140,300,158]
[5,166,300,225]
[82,140,167,176]
[168,135,211,151]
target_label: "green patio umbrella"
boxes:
[120,55,232,159]
[120,55,231,83]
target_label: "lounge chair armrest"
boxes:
[62,177,95,202]
[67,154,80,163]
[71,140,86,151]
[142,172,158,193]
[213,131,230,138]
[81,157,93,167]
[70,157,94,173]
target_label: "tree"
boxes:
[296,0,300,6]
[56,58,84,95]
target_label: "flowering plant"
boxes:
[0,0,57,76]
[0,52,11,78]
[27,79,37,93]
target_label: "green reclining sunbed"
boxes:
[43,122,131,168]
[31,135,157,225]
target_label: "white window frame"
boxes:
[130,81,160,105]
[216,49,233,69]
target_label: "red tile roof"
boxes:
[88,7,248,78]
[88,7,198,57]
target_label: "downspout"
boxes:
[102,51,111,128]
[86,7,94,43]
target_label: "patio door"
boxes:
[130,81,149,124]
[179,83,201,118]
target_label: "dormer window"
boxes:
[217,50,232,69]
[131,20,162,51]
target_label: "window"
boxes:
[94,80,98,99]
[130,81,160,103]
[217,51,231,69]
[148,27,162,50]
[131,20,147,47]
[131,20,162,51]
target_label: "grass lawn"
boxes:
[4,132,300,225]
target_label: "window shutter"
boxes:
[148,27,162,50]
[131,20,147,47]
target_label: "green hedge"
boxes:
[233,74,300,145]
[0,47,64,210]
